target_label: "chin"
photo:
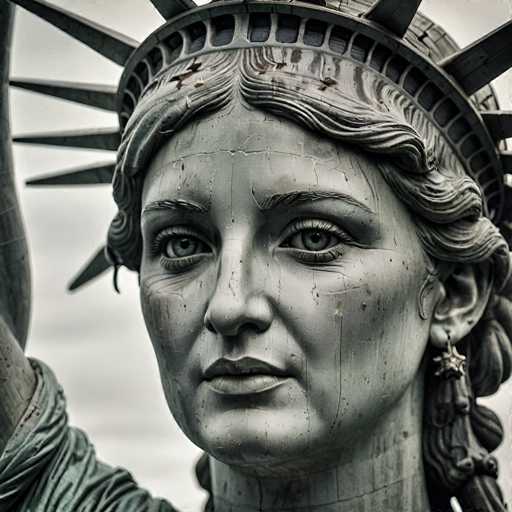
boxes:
[189,408,348,476]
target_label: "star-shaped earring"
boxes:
[433,338,466,380]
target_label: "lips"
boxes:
[203,357,291,395]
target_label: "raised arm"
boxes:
[0,3,36,452]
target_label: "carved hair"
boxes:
[108,47,511,511]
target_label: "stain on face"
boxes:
[139,104,432,474]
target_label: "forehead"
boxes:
[141,105,383,210]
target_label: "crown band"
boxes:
[118,0,506,223]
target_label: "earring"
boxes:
[433,336,466,380]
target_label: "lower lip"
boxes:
[205,374,290,395]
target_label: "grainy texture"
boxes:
[0,3,36,456]
[9,0,138,66]
[2,1,512,511]
[9,80,117,112]
[0,3,31,350]
[149,0,197,20]
[0,360,177,512]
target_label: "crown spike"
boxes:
[481,111,512,142]
[364,0,422,38]
[149,0,197,20]
[26,162,115,186]
[13,128,120,151]
[9,0,138,66]
[501,151,512,170]
[10,79,117,111]
[440,19,512,96]
[68,246,112,291]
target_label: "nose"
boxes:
[204,240,273,336]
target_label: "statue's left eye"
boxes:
[279,219,351,263]
[289,229,336,252]
[281,220,346,252]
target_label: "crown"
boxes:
[8,0,512,289]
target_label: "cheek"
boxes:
[139,268,211,378]
[276,251,428,425]
[139,268,218,434]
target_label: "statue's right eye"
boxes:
[163,235,208,258]
[152,227,212,272]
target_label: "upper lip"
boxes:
[203,357,289,380]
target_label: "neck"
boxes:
[209,376,430,512]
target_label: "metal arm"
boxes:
[0,2,36,453]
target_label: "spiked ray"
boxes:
[10,79,117,111]
[502,152,512,170]
[26,162,115,187]
[481,111,512,142]
[364,0,422,38]
[68,246,111,291]
[441,19,512,96]
[149,0,196,20]
[13,128,120,151]
[9,0,138,66]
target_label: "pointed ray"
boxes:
[10,79,117,111]
[68,246,111,291]
[9,0,138,66]
[364,0,422,38]
[149,0,197,20]
[481,111,512,142]
[440,19,512,96]
[26,162,115,187]
[501,152,512,170]
[13,128,120,151]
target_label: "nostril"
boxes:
[245,321,266,334]
[205,319,217,334]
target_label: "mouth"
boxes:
[203,357,291,396]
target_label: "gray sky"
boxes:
[9,1,512,510]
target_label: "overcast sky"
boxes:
[8,1,512,510]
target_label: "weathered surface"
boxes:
[364,0,422,37]
[2,1,512,511]
[14,128,121,151]
[441,18,512,95]
[26,162,115,187]
[9,0,138,66]
[482,111,512,142]
[149,0,197,20]
[0,2,36,455]
[0,4,30,351]
[10,79,117,111]
[67,246,111,291]
[0,360,177,511]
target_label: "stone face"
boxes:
[139,104,434,508]
[1,1,511,511]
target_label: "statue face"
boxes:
[139,104,433,473]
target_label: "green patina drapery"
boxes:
[0,360,178,512]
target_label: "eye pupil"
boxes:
[166,236,198,257]
[302,230,329,251]
[179,238,190,250]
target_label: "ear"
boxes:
[430,262,493,348]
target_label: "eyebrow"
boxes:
[255,190,375,215]
[142,199,209,216]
